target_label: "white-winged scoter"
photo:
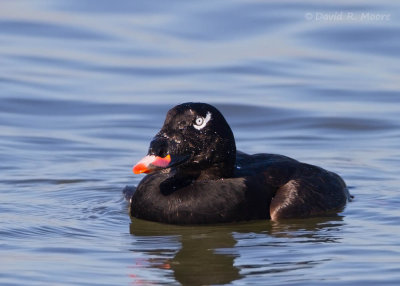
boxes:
[126,102,351,224]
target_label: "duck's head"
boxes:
[133,102,236,178]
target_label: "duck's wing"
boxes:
[269,163,350,220]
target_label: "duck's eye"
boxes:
[193,112,212,130]
[195,117,204,126]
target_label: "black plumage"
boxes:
[127,102,351,224]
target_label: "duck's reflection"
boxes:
[128,216,345,286]
[129,220,241,285]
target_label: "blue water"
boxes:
[1,0,400,285]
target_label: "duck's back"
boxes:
[234,151,350,220]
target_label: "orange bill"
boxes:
[133,154,171,174]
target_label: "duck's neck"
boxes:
[159,161,235,195]
[176,160,235,181]
[159,170,195,195]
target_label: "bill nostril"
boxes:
[148,137,169,157]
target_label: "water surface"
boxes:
[1,0,400,285]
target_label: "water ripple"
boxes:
[0,19,110,40]
[1,0,400,285]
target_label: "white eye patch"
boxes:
[193,112,212,130]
